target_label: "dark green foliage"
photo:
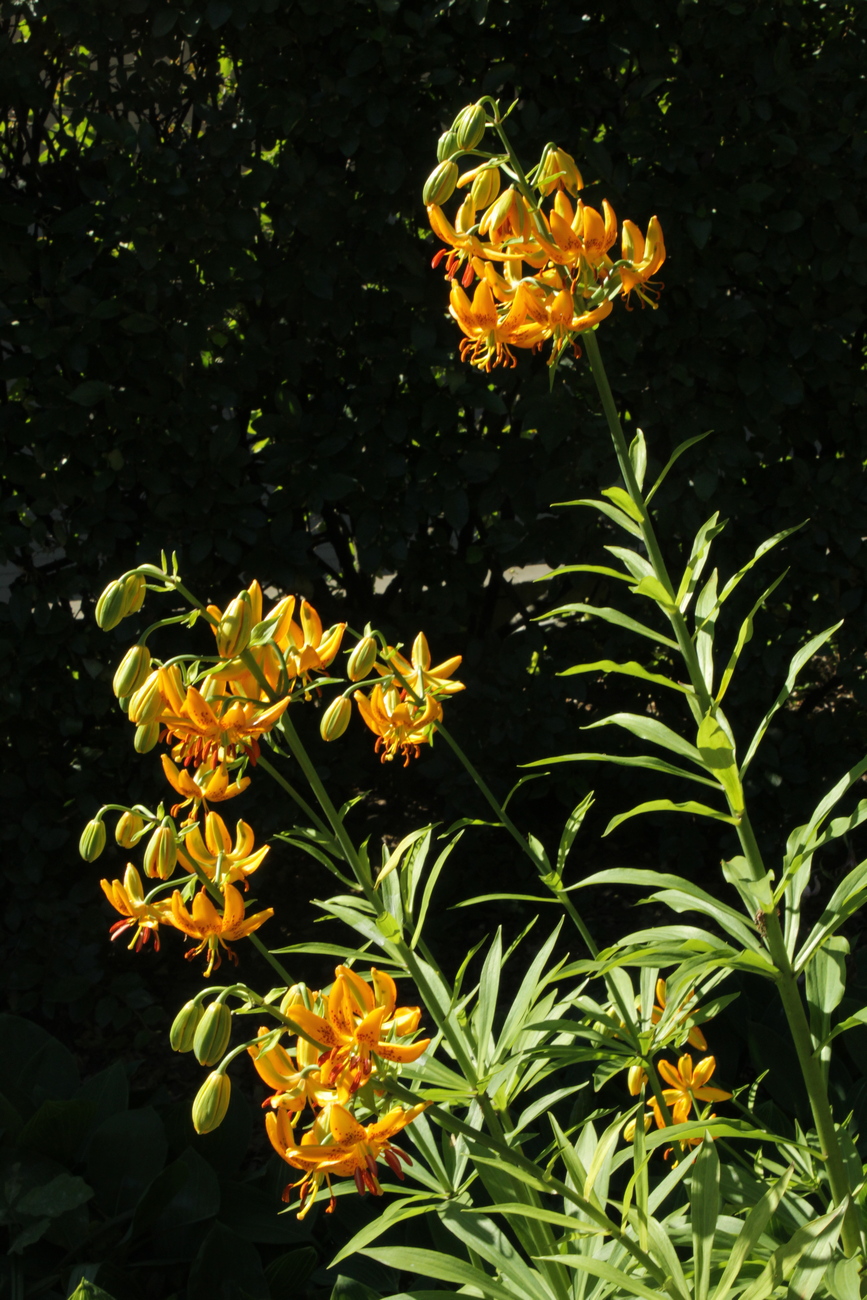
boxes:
[1,0,866,1028]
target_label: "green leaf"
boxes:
[572,868,759,951]
[85,1107,167,1217]
[694,569,719,694]
[645,431,712,505]
[717,521,806,607]
[474,930,502,1072]
[676,512,725,612]
[697,711,743,812]
[691,1137,719,1300]
[606,544,653,581]
[495,921,564,1059]
[376,825,433,887]
[67,1281,118,1300]
[437,1202,554,1300]
[360,1247,518,1300]
[560,659,691,694]
[605,799,738,835]
[602,485,645,523]
[740,623,843,775]
[631,575,676,608]
[411,831,464,949]
[541,563,633,583]
[555,496,643,536]
[523,751,719,788]
[543,603,679,649]
[583,713,704,766]
[556,795,594,876]
[16,1172,93,1219]
[716,571,788,704]
[538,1254,663,1300]
[710,1166,793,1300]
[737,1203,844,1300]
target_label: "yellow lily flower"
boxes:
[266,1101,428,1217]
[648,1053,731,1130]
[427,201,485,286]
[380,632,464,700]
[161,755,251,818]
[283,965,430,1091]
[280,601,347,688]
[354,683,441,764]
[618,215,666,307]
[448,279,547,371]
[249,1026,346,1112]
[651,977,707,1051]
[176,812,269,887]
[101,865,171,951]
[168,881,273,976]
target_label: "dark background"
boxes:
[1,0,866,1294]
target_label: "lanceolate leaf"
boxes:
[715,571,788,705]
[582,713,704,766]
[542,603,679,649]
[559,659,692,694]
[604,800,740,836]
[523,751,719,789]
[644,431,712,505]
[555,496,643,537]
[710,1166,793,1300]
[359,1247,519,1300]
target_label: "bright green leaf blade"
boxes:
[710,1165,793,1300]
[542,603,679,649]
[582,713,704,765]
[645,431,712,505]
[560,659,692,694]
[360,1247,518,1300]
[691,1136,720,1300]
[604,799,738,836]
[523,751,719,788]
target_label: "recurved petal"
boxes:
[374,1037,431,1065]
[330,1103,368,1145]
[336,965,376,1014]
[183,686,220,731]
[371,967,397,1013]
[162,754,198,798]
[205,812,232,855]
[285,1004,343,1050]
[356,1004,389,1050]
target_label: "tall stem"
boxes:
[583,328,859,1251]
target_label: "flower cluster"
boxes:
[624,979,731,1161]
[251,966,430,1216]
[423,100,666,371]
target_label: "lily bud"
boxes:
[470,166,500,210]
[95,580,127,631]
[194,1000,233,1065]
[113,645,152,698]
[134,721,161,753]
[128,671,163,726]
[346,635,378,682]
[79,818,106,862]
[423,160,458,206]
[436,129,459,163]
[280,984,310,1016]
[143,822,177,881]
[320,696,351,742]
[116,811,145,849]
[627,1065,647,1096]
[192,1071,231,1134]
[170,1000,205,1052]
[216,593,253,658]
[453,103,487,151]
[121,573,146,616]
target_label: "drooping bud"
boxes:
[453,103,487,152]
[113,645,152,698]
[279,984,310,1016]
[470,166,501,210]
[346,636,378,682]
[216,592,253,658]
[95,580,127,632]
[121,573,147,616]
[128,671,164,726]
[436,128,460,163]
[134,721,161,753]
[627,1065,647,1096]
[143,822,177,881]
[170,999,205,1052]
[423,160,458,207]
[192,1071,231,1134]
[193,1000,233,1066]
[320,696,351,743]
[116,811,145,849]
[79,818,106,862]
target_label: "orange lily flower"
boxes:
[266,1101,428,1216]
[176,812,269,887]
[161,755,251,818]
[380,632,464,701]
[101,865,171,951]
[448,279,547,371]
[283,965,430,1089]
[161,685,290,768]
[281,601,347,689]
[354,682,441,764]
[619,215,666,306]
[249,1026,345,1112]
[168,881,273,976]
[649,1053,731,1129]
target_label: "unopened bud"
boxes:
[423,160,458,206]
[134,721,161,753]
[194,1000,232,1065]
[470,166,501,210]
[116,811,145,849]
[347,636,378,682]
[192,1071,231,1134]
[627,1065,647,1096]
[453,103,486,152]
[170,999,205,1052]
[143,822,177,881]
[79,818,106,862]
[280,984,310,1016]
[113,645,152,698]
[95,580,127,631]
[121,573,146,616]
[128,671,164,726]
[537,146,584,197]
[216,593,253,658]
[436,129,459,163]
[320,696,351,742]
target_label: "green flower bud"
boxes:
[436,128,459,163]
[470,166,501,210]
[79,818,106,862]
[113,645,152,698]
[192,1071,231,1134]
[121,573,147,616]
[423,160,458,206]
[454,103,487,152]
[170,999,205,1052]
[128,671,164,726]
[193,1001,233,1066]
[279,983,310,1016]
[143,822,177,881]
[346,635,378,682]
[95,580,127,631]
[320,696,351,743]
[115,811,145,849]
[216,592,253,658]
[134,721,161,753]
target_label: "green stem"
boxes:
[256,753,332,838]
[583,328,860,1252]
